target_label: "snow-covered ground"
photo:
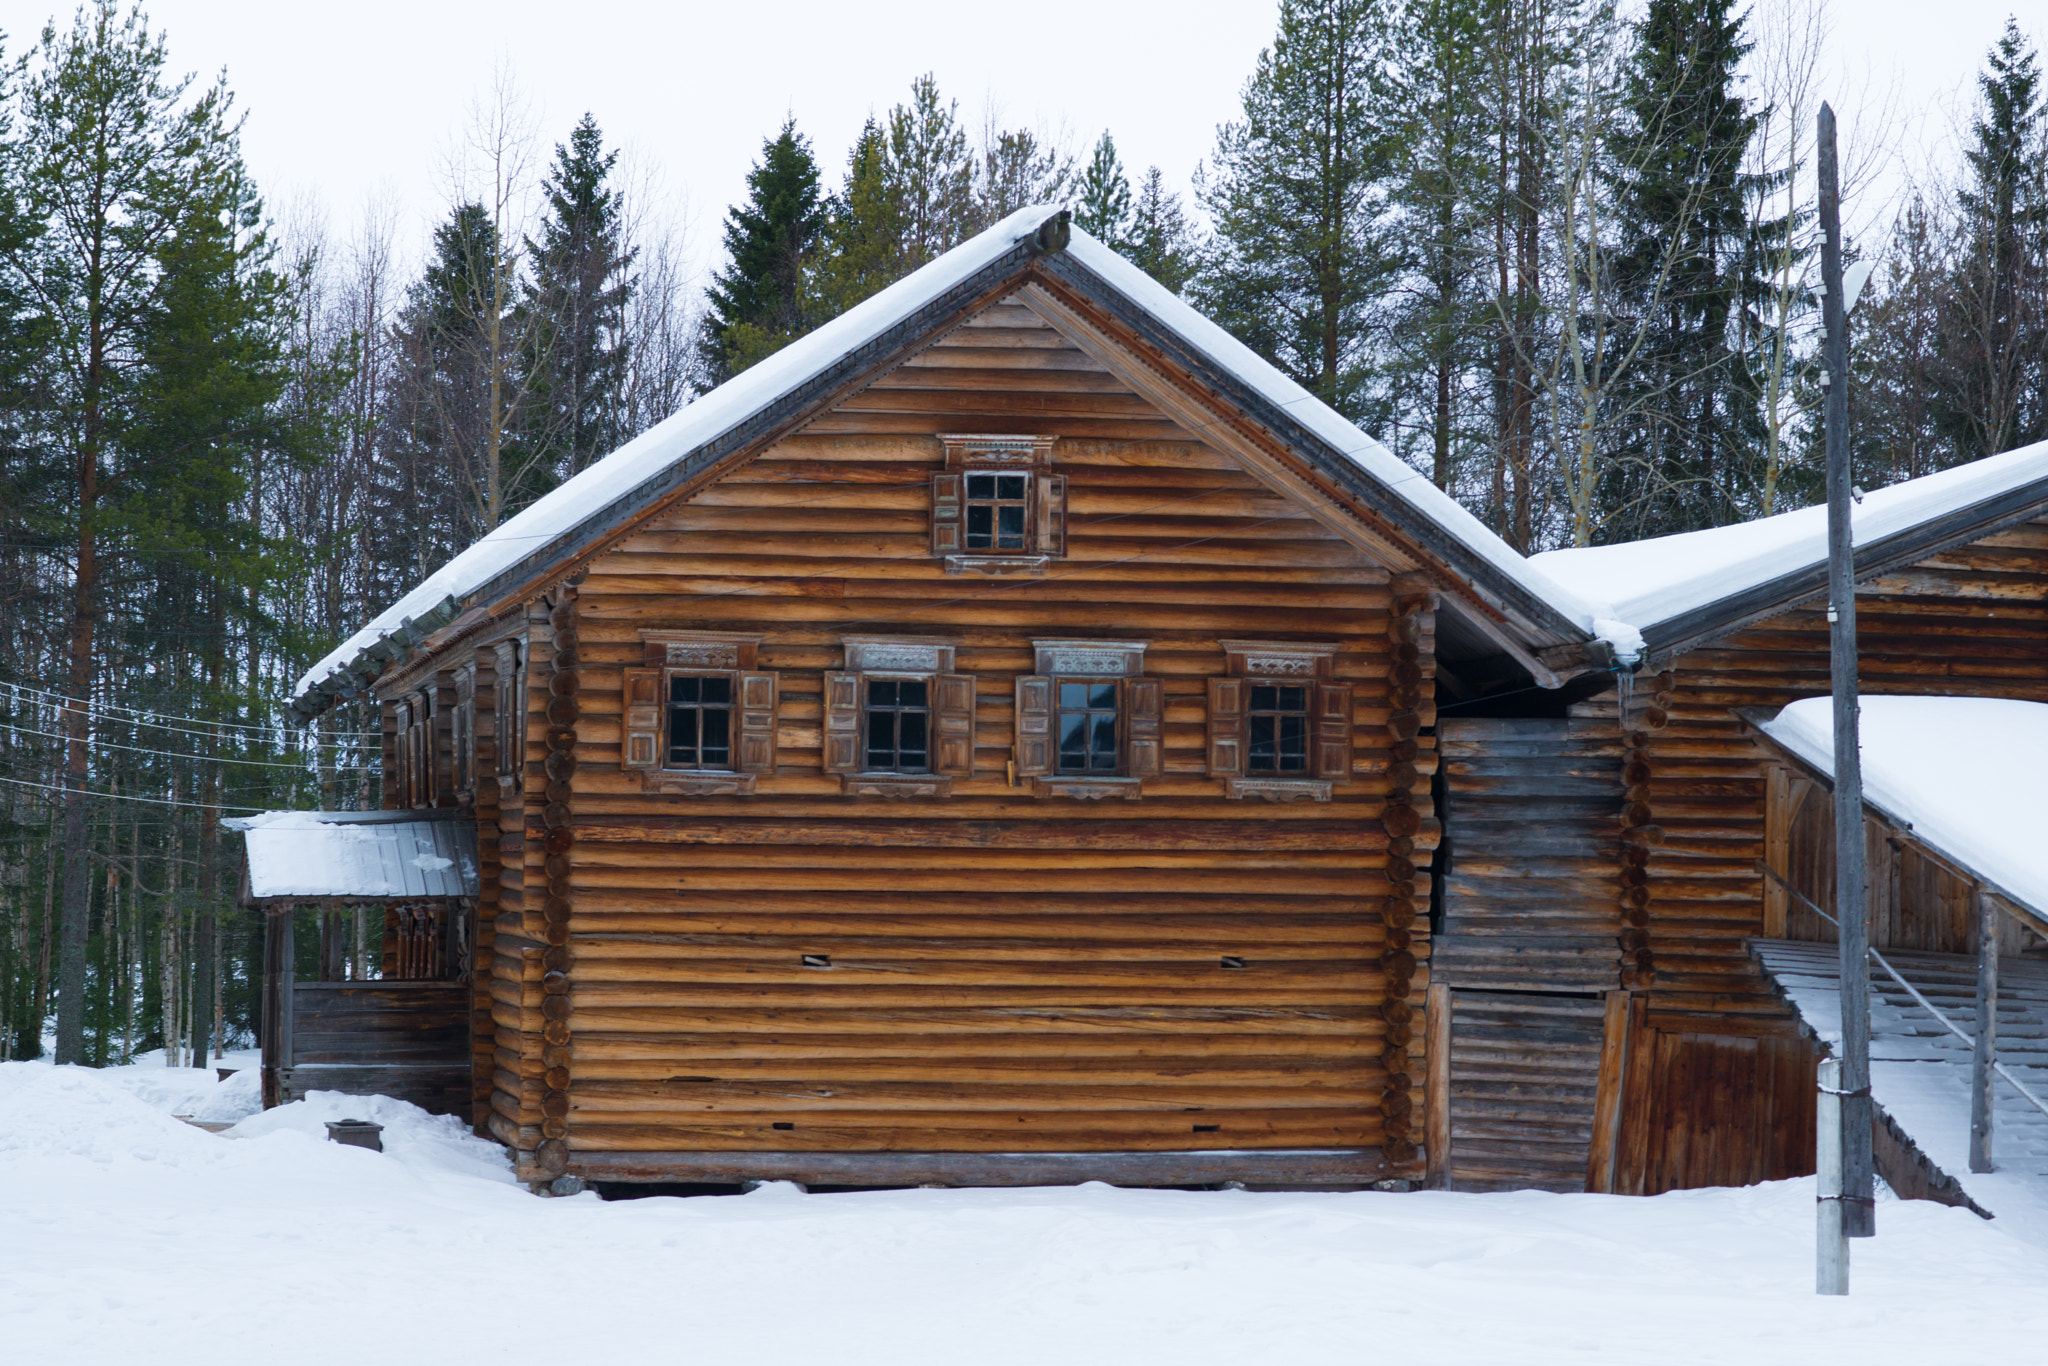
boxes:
[5,1062,2045,1365]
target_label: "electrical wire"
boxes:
[0,772,270,812]
[0,720,370,770]
[2,682,380,746]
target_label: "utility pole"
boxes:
[1818,102,1875,1254]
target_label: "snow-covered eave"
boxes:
[291,206,1619,721]
[1640,477,2048,661]
[1738,706,2048,938]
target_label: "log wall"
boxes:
[479,298,1441,1181]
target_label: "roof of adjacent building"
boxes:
[1534,438,2048,659]
[227,809,478,902]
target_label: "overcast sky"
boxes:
[21,0,2038,275]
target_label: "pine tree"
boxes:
[1196,0,1405,421]
[885,75,974,270]
[1944,17,2047,459]
[522,114,634,478]
[1601,0,1764,537]
[704,118,825,379]
[1074,132,1132,246]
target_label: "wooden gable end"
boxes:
[519,293,1438,1184]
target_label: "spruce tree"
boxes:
[1074,132,1132,246]
[812,117,905,319]
[1124,168,1200,295]
[522,114,634,478]
[704,118,825,379]
[885,75,973,270]
[1602,0,1763,537]
[1944,18,2047,459]
[1196,0,1405,421]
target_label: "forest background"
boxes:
[0,0,2042,1068]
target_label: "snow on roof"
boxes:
[294,206,1615,708]
[1532,438,2048,642]
[226,809,478,901]
[1760,695,2048,917]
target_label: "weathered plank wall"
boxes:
[488,299,1438,1176]
[281,981,473,1115]
[1435,717,1624,992]
[1439,989,1608,1192]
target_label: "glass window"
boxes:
[1057,680,1120,774]
[668,673,734,769]
[865,677,930,772]
[964,471,1030,551]
[1246,683,1310,774]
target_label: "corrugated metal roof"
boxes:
[229,809,478,902]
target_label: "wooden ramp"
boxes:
[1753,939,2048,1217]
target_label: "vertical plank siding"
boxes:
[483,299,1436,1173]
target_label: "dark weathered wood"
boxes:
[566,1148,1392,1187]
[1972,888,1999,1173]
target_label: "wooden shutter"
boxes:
[736,671,778,774]
[823,671,862,773]
[621,668,662,771]
[1126,677,1163,779]
[933,673,977,777]
[931,474,963,555]
[393,698,415,806]
[1036,472,1067,557]
[1312,681,1354,782]
[1206,677,1245,776]
[1014,675,1053,776]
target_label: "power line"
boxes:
[0,720,371,770]
[2,682,380,745]
[0,772,270,813]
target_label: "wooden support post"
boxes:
[1817,1054,1849,1295]
[1971,889,2000,1174]
[1587,989,1632,1193]
[260,906,283,1110]
[1424,981,1452,1189]
[1818,102,1874,1240]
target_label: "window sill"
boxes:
[842,774,953,799]
[1031,776,1142,801]
[637,770,759,796]
[1226,777,1332,803]
[943,553,1049,577]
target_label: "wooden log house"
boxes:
[273,201,2048,1198]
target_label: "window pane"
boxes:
[701,675,732,705]
[997,474,1027,499]
[1249,713,1276,771]
[1059,713,1088,763]
[671,675,699,704]
[898,711,927,768]
[1060,682,1091,710]
[966,473,996,498]
[1090,714,1117,763]
[997,504,1025,547]
[866,711,896,770]
[700,707,730,764]
[899,679,928,707]
[1249,684,1276,711]
[1088,683,1118,709]
[669,706,699,764]
[966,505,993,548]
[1278,685,1306,711]
[1280,714,1307,772]
[869,679,898,707]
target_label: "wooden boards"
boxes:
[280,981,472,1116]
[1438,989,1608,1192]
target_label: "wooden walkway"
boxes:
[1752,939,2048,1236]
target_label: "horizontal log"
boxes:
[564,1147,1397,1186]
[566,1080,1388,1113]
[565,1004,1383,1036]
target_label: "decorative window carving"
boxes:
[1208,641,1351,802]
[451,663,478,800]
[930,434,1065,575]
[1015,639,1159,798]
[492,640,522,789]
[621,632,776,795]
[823,637,975,795]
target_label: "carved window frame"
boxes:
[1015,640,1160,800]
[622,631,775,796]
[930,434,1065,577]
[1208,641,1351,803]
[823,637,975,798]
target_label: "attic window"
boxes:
[931,434,1064,575]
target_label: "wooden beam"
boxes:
[1971,887,1999,1173]
[567,1148,1394,1187]
[1424,981,1451,1189]
[1587,989,1632,1193]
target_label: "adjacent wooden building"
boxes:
[273,203,2048,1198]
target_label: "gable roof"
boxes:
[291,205,1614,717]
[1532,437,2048,661]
